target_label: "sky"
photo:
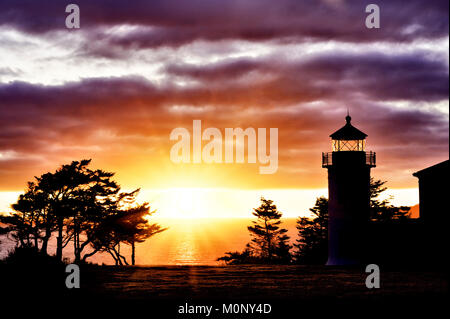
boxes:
[0,0,448,218]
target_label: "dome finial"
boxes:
[345,108,351,124]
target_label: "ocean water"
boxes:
[0,218,298,265]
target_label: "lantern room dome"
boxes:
[330,114,367,140]
[323,113,376,165]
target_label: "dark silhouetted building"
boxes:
[413,160,449,224]
[323,114,448,267]
[322,114,375,265]
[413,160,449,267]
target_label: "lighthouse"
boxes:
[322,114,376,265]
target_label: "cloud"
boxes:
[0,71,447,189]
[166,51,449,102]
[0,0,448,190]
[0,67,21,76]
[0,0,448,52]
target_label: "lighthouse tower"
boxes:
[322,114,376,265]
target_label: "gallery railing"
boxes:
[322,151,376,168]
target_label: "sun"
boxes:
[156,188,212,219]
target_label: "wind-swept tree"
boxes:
[0,159,166,264]
[36,159,96,260]
[63,167,123,263]
[88,213,128,265]
[116,204,166,265]
[88,199,166,266]
[0,182,56,252]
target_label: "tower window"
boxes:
[332,139,365,151]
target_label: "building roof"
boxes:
[330,115,368,140]
[413,160,449,178]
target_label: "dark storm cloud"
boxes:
[166,51,449,102]
[0,0,448,189]
[0,0,448,50]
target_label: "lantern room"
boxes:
[330,114,367,151]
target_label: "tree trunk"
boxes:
[34,235,38,249]
[264,220,272,260]
[131,241,136,266]
[81,248,99,262]
[56,217,63,261]
[108,250,119,265]
[120,254,129,266]
[73,217,79,262]
[41,228,51,254]
[74,231,79,262]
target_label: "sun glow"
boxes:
[1,188,418,220]
[148,188,213,219]
[136,187,331,220]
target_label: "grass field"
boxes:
[2,263,447,317]
[78,264,446,300]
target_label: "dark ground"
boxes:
[1,263,447,317]
[80,265,446,299]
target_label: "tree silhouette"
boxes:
[89,212,129,265]
[110,203,167,265]
[1,181,55,252]
[274,233,292,264]
[87,207,154,264]
[293,197,328,264]
[217,243,255,265]
[293,179,412,264]
[0,160,165,264]
[35,159,98,260]
[369,178,411,222]
[219,197,291,264]
[248,197,291,261]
